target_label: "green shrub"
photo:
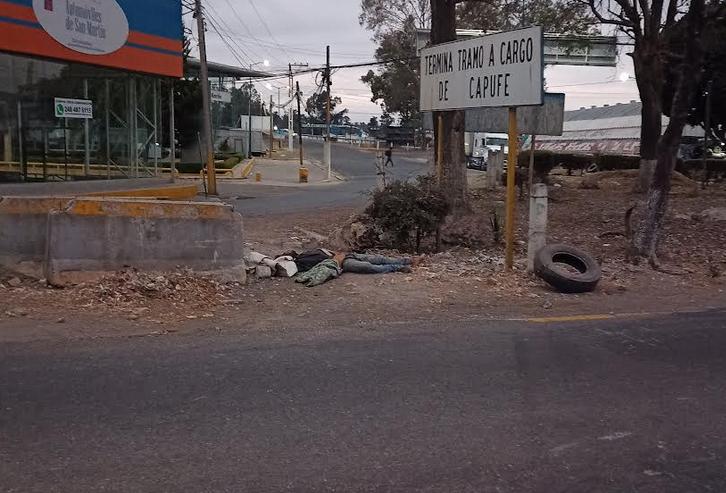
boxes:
[219,155,242,169]
[517,151,644,176]
[366,175,449,252]
[596,154,640,171]
[518,150,557,182]
[556,153,594,173]
[175,162,203,174]
[678,159,726,179]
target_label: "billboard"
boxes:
[420,26,543,111]
[0,0,182,77]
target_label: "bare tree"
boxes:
[581,0,707,264]
[633,0,706,263]
[578,0,688,191]
[360,0,431,39]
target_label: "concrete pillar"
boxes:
[496,152,504,185]
[487,151,501,190]
[527,183,548,273]
[323,139,331,180]
[3,132,12,162]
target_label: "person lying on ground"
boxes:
[294,252,419,287]
[333,252,417,274]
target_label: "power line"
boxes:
[203,8,252,67]
[205,3,271,66]
[218,32,373,59]
[246,0,291,60]
[219,0,282,64]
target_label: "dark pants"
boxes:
[385,156,394,167]
[342,254,410,274]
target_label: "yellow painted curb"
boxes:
[86,184,199,200]
[240,158,255,179]
[65,197,232,219]
[527,314,615,324]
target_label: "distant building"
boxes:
[536,101,704,155]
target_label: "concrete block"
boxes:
[255,265,273,279]
[0,196,72,276]
[527,184,549,273]
[44,198,246,286]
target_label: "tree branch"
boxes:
[575,0,634,28]
[664,0,679,28]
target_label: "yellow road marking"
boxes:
[527,314,615,324]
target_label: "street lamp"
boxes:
[247,60,270,158]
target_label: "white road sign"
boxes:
[211,89,232,104]
[420,26,543,111]
[54,97,93,119]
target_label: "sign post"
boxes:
[506,107,518,269]
[419,26,544,112]
[419,26,544,270]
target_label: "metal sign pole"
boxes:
[505,107,518,270]
[169,82,176,183]
[83,79,90,176]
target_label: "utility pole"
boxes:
[247,73,253,159]
[296,81,304,167]
[269,94,274,155]
[194,0,216,194]
[288,64,294,152]
[286,62,309,153]
[701,79,713,189]
[324,46,332,180]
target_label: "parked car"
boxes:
[467,156,486,171]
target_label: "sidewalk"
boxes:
[238,158,344,188]
[0,177,197,199]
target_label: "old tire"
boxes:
[534,244,601,293]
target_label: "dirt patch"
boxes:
[1,174,725,340]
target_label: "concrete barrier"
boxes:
[0,196,72,276]
[44,198,246,286]
[85,184,199,200]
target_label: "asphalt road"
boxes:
[2,310,726,492]
[224,140,430,215]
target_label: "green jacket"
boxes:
[294,259,341,287]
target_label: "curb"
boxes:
[307,159,346,182]
[85,184,199,200]
[240,158,256,179]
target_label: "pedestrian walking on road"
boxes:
[384,144,394,167]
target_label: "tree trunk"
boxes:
[437,110,467,208]
[631,46,663,192]
[634,0,706,261]
[431,0,467,211]
[633,149,675,261]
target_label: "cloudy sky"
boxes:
[190,0,640,122]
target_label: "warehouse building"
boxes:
[536,101,704,155]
